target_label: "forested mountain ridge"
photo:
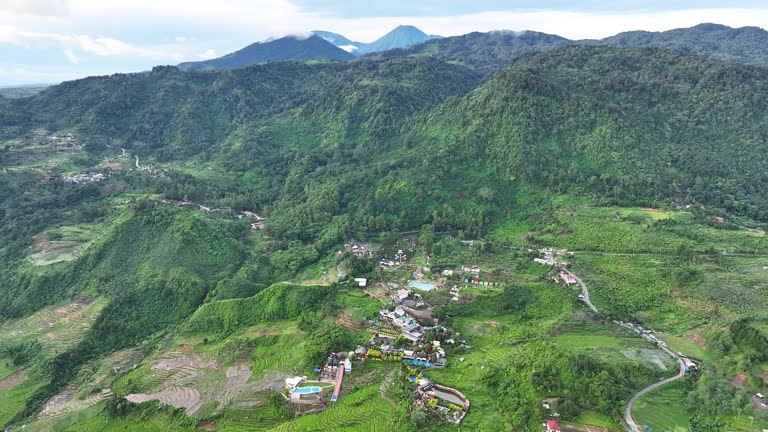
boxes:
[7,46,768,227]
[595,23,768,66]
[366,23,768,73]
[364,30,572,73]
[407,46,768,221]
[177,35,355,71]
[2,44,768,431]
[8,59,481,160]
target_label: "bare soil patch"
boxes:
[153,355,220,372]
[127,386,203,416]
[732,373,748,388]
[683,329,707,349]
[100,162,125,170]
[196,421,218,431]
[335,313,362,332]
[0,370,27,392]
[38,386,113,419]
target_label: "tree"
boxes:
[410,409,428,428]
[419,224,435,254]
[478,186,495,202]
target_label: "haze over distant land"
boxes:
[3,0,768,84]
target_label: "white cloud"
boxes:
[197,48,217,59]
[63,48,79,63]
[338,44,358,53]
[0,26,184,60]
[3,0,768,85]
[310,8,768,41]
[0,0,68,17]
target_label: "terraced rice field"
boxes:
[218,403,287,431]
[249,330,306,378]
[0,378,44,426]
[127,386,203,415]
[214,365,253,410]
[632,382,690,432]
[335,313,363,332]
[0,296,107,355]
[270,384,395,432]
[0,370,27,392]
[117,352,269,419]
[112,363,172,394]
[26,225,101,266]
[81,348,145,393]
[38,386,113,419]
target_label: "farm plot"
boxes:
[116,351,271,419]
[0,375,44,426]
[37,385,113,419]
[632,381,690,432]
[214,364,253,410]
[553,323,673,369]
[0,296,107,355]
[0,370,27,392]
[27,225,101,266]
[126,386,204,416]
[78,348,145,395]
[270,384,396,432]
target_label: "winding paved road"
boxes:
[562,269,598,314]
[564,265,688,432]
[625,356,686,432]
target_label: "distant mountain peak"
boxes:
[178,35,354,71]
[311,25,441,56]
[391,24,426,33]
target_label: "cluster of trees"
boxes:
[686,375,754,431]
[729,320,768,363]
[482,342,664,430]
[184,282,333,334]
[438,284,534,319]
[302,321,355,367]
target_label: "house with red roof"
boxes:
[546,419,561,432]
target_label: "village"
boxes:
[271,238,484,424]
[278,302,471,424]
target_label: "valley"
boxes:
[1,18,768,432]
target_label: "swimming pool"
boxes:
[293,387,322,394]
[408,281,436,291]
[405,359,433,367]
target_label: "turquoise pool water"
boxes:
[405,359,433,367]
[408,281,436,291]
[293,387,322,394]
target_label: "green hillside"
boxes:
[0,44,767,431]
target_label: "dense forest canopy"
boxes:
[1,34,768,432]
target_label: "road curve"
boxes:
[625,357,686,432]
[562,268,599,314]
[564,265,687,432]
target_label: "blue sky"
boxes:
[1,0,768,86]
